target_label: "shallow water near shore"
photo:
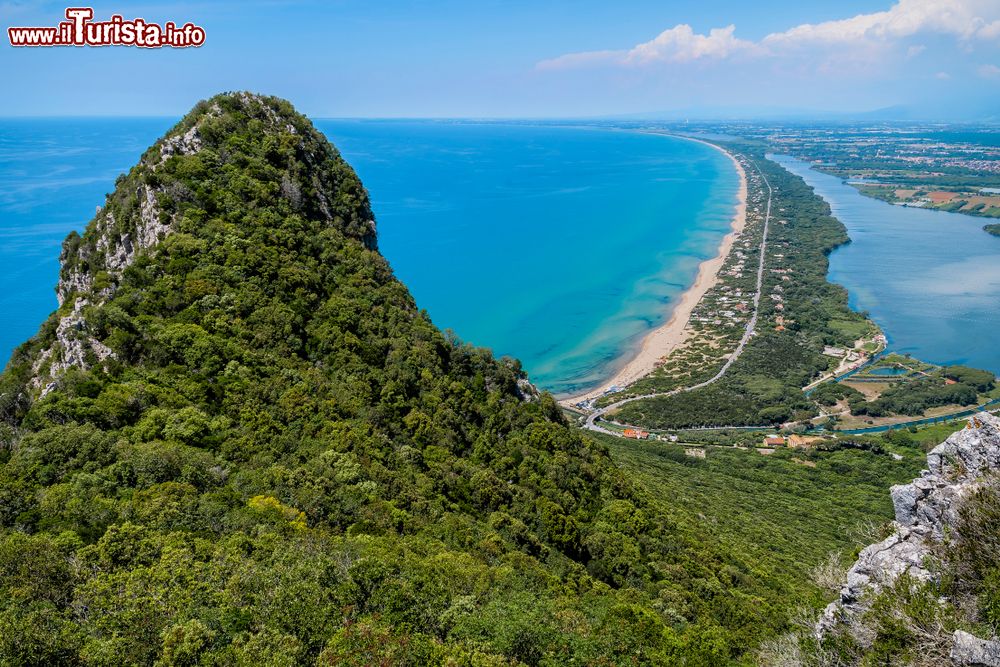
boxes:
[319,122,740,394]
[774,153,1000,374]
[0,120,739,394]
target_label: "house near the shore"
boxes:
[763,435,785,447]
[623,429,650,440]
[788,434,823,449]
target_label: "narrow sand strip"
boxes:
[561,137,748,406]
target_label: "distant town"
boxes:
[701,121,1000,223]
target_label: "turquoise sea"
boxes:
[0,119,739,394]
[0,118,175,357]
[774,154,1000,374]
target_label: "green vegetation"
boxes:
[810,381,864,408]
[2,96,990,666]
[807,471,1000,665]
[599,416,987,667]
[948,478,1000,632]
[943,366,997,391]
[852,353,936,379]
[842,365,995,418]
[594,431,924,622]
[649,428,772,448]
[986,223,1000,237]
[611,146,870,429]
[881,420,965,449]
[0,92,833,666]
[855,183,900,204]
[601,149,997,433]
[743,125,1000,224]
[855,184,1000,219]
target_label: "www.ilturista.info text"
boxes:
[8,8,205,47]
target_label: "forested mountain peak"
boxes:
[23,92,378,397]
[0,93,773,665]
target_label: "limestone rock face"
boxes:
[56,117,212,309]
[816,413,1000,658]
[31,297,115,397]
[952,630,1000,667]
[36,119,209,392]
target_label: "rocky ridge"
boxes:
[817,412,1000,665]
[31,111,214,395]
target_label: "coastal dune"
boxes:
[562,138,748,406]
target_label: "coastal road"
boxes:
[584,157,773,435]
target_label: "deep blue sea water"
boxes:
[0,119,738,394]
[774,154,1000,374]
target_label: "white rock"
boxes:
[952,630,1000,666]
[817,413,1000,644]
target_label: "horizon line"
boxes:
[0,114,997,125]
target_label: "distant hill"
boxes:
[589,102,1000,123]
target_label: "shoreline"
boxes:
[559,136,748,406]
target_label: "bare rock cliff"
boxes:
[817,412,1000,665]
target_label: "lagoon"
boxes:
[773,154,1000,374]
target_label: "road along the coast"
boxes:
[584,159,773,436]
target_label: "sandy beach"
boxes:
[560,137,748,406]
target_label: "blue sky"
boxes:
[2,0,999,118]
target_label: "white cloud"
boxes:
[537,24,755,70]
[623,24,756,65]
[907,44,926,57]
[763,0,993,47]
[979,20,1000,39]
[979,64,1000,79]
[538,0,1000,71]
[536,50,627,71]
[935,71,952,79]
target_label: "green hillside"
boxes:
[597,433,924,607]
[0,92,798,666]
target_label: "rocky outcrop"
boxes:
[952,630,1000,667]
[37,131,204,391]
[817,412,1000,660]
[35,97,233,390]
[158,123,203,162]
[57,121,208,307]
[55,238,94,307]
[31,298,115,396]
